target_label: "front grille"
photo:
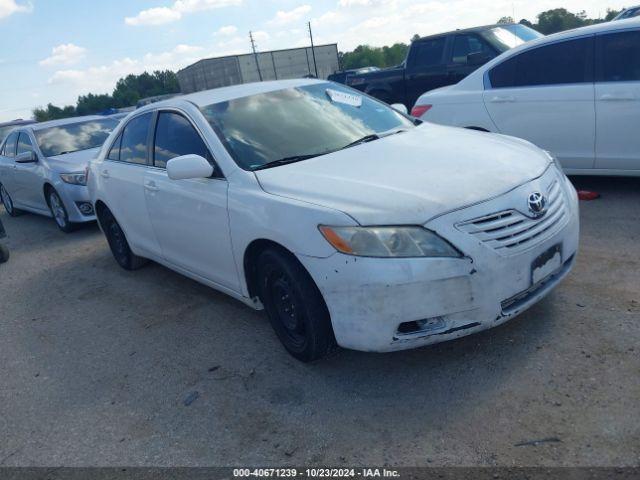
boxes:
[456,180,568,255]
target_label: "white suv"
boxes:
[89,79,579,361]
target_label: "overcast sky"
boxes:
[0,0,627,121]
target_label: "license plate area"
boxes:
[531,244,562,285]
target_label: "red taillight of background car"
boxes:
[411,104,432,117]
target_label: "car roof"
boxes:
[417,23,520,40]
[0,119,36,128]
[499,17,640,55]
[27,115,113,132]
[141,78,325,110]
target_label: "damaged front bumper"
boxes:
[299,167,580,353]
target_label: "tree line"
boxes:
[33,7,621,121]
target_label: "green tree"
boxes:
[32,70,181,121]
[340,43,408,70]
[33,103,76,122]
[536,8,584,34]
[497,16,514,24]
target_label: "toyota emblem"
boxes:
[527,192,547,217]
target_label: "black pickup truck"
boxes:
[346,23,541,111]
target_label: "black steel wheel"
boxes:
[100,208,148,271]
[257,248,336,362]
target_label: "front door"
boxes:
[483,36,596,170]
[144,110,239,291]
[13,132,46,211]
[594,29,640,171]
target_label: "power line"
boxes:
[249,31,263,82]
[307,21,318,78]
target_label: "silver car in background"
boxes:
[0,115,119,232]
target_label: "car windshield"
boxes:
[618,7,640,18]
[481,25,543,52]
[200,83,415,170]
[35,118,119,157]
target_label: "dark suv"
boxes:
[346,23,542,109]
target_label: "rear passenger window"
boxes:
[411,38,446,67]
[2,132,18,157]
[16,132,33,155]
[153,112,211,168]
[597,31,640,82]
[119,113,152,165]
[490,37,594,88]
[452,34,493,64]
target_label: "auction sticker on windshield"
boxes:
[326,89,362,107]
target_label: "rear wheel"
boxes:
[0,183,23,217]
[257,248,336,362]
[99,208,148,270]
[0,243,9,263]
[47,189,76,233]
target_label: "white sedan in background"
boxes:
[89,79,579,361]
[0,116,119,231]
[412,20,640,176]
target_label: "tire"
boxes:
[0,243,9,263]
[257,248,336,362]
[0,183,23,217]
[99,208,148,271]
[47,188,77,233]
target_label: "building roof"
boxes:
[178,43,338,73]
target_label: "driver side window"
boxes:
[153,111,214,170]
[2,132,18,158]
[17,132,34,155]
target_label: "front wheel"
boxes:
[99,208,148,271]
[257,248,336,362]
[47,189,76,233]
[0,183,23,217]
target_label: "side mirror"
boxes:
[15,151,37,164]
[166,154,214,180]
[390,103,408,115]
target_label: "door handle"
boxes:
[489,95,516,103]
[599,93,635,101]
[144,181,159,192]
[100,170,110,178]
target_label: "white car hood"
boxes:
[255,124,551,225]
[47,147,99,172]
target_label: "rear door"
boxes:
[405,36,448,108]
[483,36,596,170]
[13,131,46,210]
[447,33,498,84]
[99,112,161,257]
[144,110,239,291]
[594,29,640,171]
[0,132,18,198]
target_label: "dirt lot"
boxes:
[0,176,638,467]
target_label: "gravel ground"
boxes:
[0,176,638,467]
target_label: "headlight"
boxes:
[319,226,462,258]
[60,171,87,186]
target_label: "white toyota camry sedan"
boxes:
[89,79,579,361]
[412,20,640,176]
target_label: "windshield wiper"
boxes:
[340,134,380,150]
[253,153,323,171]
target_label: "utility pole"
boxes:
[249,31,263,81]
[307,21,318,78]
